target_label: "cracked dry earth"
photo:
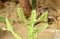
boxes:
[0,1,60,39]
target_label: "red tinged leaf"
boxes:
[19,0,32,18]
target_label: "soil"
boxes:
[36,0,60,29]
[0,1,60,39]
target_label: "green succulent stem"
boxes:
[11,31,22,39]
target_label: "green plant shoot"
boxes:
[37,11,48,22]
[17,8,27,24]
[17,7,48,39]
[0,17,22,39]
[28,10,36,39]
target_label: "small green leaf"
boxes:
[0,16,6,23]
[37,11,48,22]
[32,0,36,9]
[17,8,27,24]
[29,10,36,25]
[34,23,48,33]
[6,18,13,32]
